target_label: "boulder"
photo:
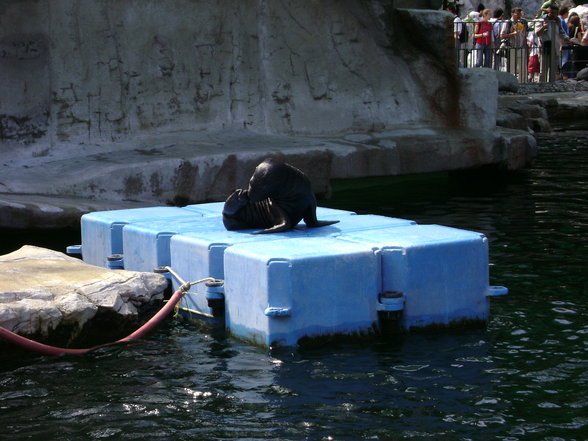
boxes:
[495,71,520,93]
[577,67,588,82]
[458,68,499,130]
[497,95,551,132]
[0,246,168,347]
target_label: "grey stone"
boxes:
[577,68,588,82]
[504,92,588,129]
[495,71,520,93]
[492,128,538,171]
[0,246,168,345]
[496,109,529,131]
[458,68,499,130]
[343,134,373,143]
[377,139,397,149]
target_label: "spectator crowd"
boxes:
[448,2,588,82]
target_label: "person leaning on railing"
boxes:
[562,14,584,78]
[447,4,466,67]
[535,6,568,44]
[535,6,569,80]
[567,15,582,44]
[534,0,558,18]
[499,8,528,81]
[580,28,588,74]
[474,9,493,68]
[500,9,527,42]
[491,8,505,70]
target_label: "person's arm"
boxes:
[535,21,546,37]
[500,22,512,39]
[474,23,488,39]
[560,24,570,41]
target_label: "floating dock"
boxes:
[69,204,507,347]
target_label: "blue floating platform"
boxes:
[121,217,226,273]
[71,204,507,347]
[77,203,226,268]
[340,225,499,330]
[223,237,381,346]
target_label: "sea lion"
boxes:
[222,158,339,234]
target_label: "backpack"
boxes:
[459,23,468,43]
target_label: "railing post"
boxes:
[549,22,557,82]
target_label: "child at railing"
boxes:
[527,23,541,82]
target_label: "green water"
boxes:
[1,133,587,440]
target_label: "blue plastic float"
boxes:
[70,204,507,347]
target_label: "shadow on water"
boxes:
[1,132,587,440]
[0,227,80,255]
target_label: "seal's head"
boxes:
[248,158,284,202]
[222,188,250,215]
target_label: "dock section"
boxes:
[73,203,508,347]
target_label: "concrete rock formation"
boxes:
[0,1,538,228]
[0,246,168,347]
[0,1,463,143]
[577,67,588,82]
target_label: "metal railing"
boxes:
[454,18,588,82]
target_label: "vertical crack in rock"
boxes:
[328,18,368,84]
[256,0,271,132]
[102,3,127,139]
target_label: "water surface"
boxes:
[1,133,587,440]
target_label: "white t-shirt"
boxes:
[454,16,463,36]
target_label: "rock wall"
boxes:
[0,0,469,148]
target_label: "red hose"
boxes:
[0,288,185,356]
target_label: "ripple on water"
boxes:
[1,134,588,440]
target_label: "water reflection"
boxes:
[265,332,503,439]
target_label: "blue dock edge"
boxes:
[69,203,508,348]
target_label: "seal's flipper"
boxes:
[306,219,340,228]
[253,204,292,234]
[253,222,291,234]
[303,206,340,229]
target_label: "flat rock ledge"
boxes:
[0,125,536,229]
[498,81,588,132]
[0,246,168,350]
